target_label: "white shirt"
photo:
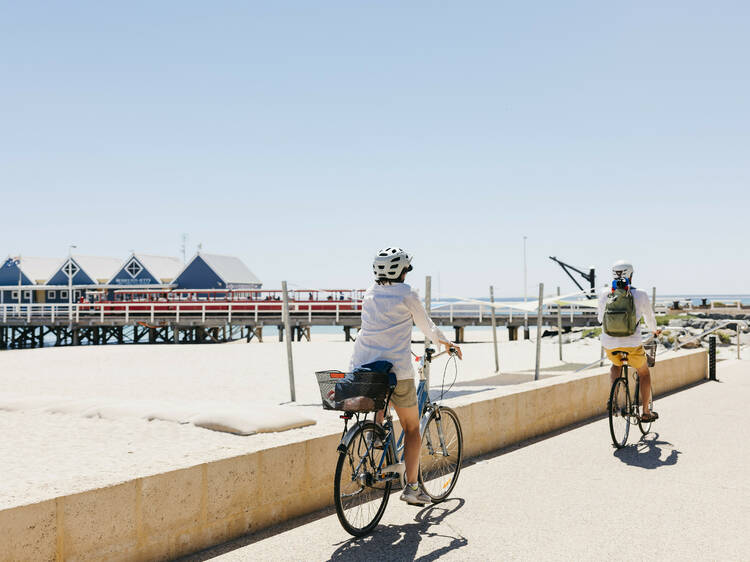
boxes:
[597,286,656,349]
[348,283,448,381]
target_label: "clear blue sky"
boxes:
[1,1,747,297]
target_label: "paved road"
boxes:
[184,360,750,561]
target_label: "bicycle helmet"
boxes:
[611,260,634,280]
[373,247,413,280]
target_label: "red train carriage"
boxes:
[98,288,365,316]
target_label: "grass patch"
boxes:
[656,314,691,327]
[582,327,602,338]
[717,331,732,344]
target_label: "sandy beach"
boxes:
[0,328,722,511]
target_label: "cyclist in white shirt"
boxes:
[349,247,462,505]
[597,260,661,422]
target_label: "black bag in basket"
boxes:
[334,360,393,411]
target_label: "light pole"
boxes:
[67,244,77,320]
[523,236,528,338]
[17,255,22,313]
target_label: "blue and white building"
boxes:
[0,257,62,304]
[1,251,261,304]
[45,256,123,303]
[174,253,262,291]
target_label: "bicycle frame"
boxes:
[619,362,642,421]
[338,348,451,488]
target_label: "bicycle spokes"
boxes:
[608,378,631,449]
[419,407,463,501]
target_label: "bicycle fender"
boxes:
[337,421,376,453]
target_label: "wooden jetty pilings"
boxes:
[0,303,600,349]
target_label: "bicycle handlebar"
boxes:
[421,347,458,362]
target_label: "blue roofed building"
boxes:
[0,256,62,304]
[174,253,262,291]
[46,255,122,303]
[107,254,182,297]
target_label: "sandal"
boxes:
[641,411,659,423]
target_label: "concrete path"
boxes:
[183,360,750,561]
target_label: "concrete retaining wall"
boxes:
[1,349,707,561]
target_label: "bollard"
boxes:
[709,336,716,381]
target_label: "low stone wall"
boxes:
[0,349,707,561]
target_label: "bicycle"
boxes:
[607,340,658,448]
[317,347,463,536]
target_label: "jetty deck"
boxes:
[0,301,599,349]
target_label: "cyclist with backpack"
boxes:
[598,260,661,422]
[348,247,462,505]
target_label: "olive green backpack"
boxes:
[603,286,638,336]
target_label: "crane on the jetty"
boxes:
[548,256,596,299]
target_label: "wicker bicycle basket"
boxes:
[315,370,389,412]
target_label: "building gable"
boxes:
[0,258,32,285]
[174,255,225,289]
[48,259,95,286]
[109,257,160,286]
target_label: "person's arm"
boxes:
[404,290,462,359]
[597,290,607,324]
[639,291,659,334]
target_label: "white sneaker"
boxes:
[400,483,431,506]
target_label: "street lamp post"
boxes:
[67,245,77,320]
[17,255,22,314]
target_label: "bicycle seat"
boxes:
[611,350,629,357]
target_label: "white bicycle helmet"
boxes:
[612,259,634,280]
[373,247,413,280]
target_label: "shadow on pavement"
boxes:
[328,498,468,561]
[613,432,681,469]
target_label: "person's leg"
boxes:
[605,348,622,385]
[610,364,622,384]
[636,364,653,416]
[375,409,384,425]
[393,403,421,483]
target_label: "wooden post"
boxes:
[534,283,543,381]
[557,286,563,361]
[738,322,742,360]
[490,285,499,373]
[281,281,296,402]
[425,275,432,394]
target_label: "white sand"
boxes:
[0,328,685,510]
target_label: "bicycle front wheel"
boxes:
[334,422,393,536]
[419,406,463,502]
[608,378,631,448]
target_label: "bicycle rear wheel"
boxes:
[608,378,631,448]
[334,422,393,536]
[419,406,463,502]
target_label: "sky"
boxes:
[1,1,748,298]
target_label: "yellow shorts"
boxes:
[605,346,648,370]
[390,379,417,408]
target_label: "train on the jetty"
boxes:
[77,288,365,313]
